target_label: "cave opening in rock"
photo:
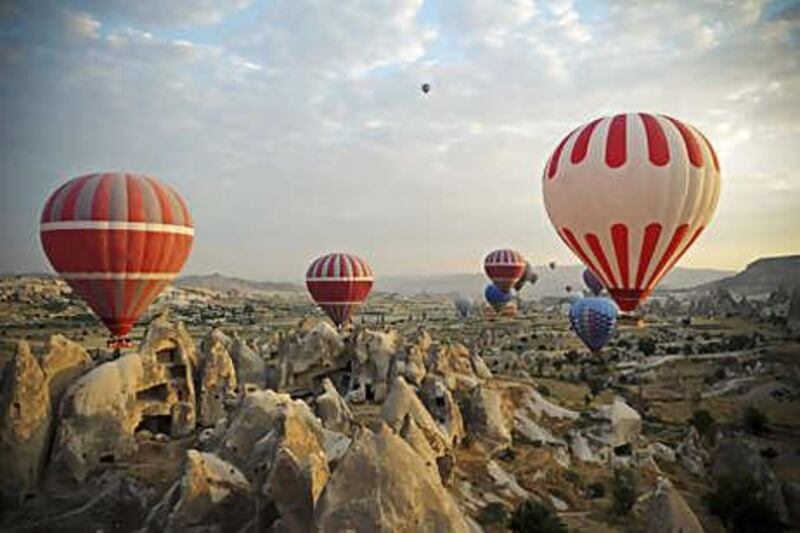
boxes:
[137,383,170,402]
[156,347,178,365]
[136,414,172,435]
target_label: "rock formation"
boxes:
[314,377,354,433]
[646,477,705,533]
[197,334,237,427]
[312,424,471,532]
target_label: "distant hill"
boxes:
[175,273,302,294]
[693,254,800,295]
[376,265,733,299]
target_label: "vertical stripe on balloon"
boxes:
[611,223,630,289]
[645,224,689,290]
[665,116,704,168]
[639,114,670,166]
[570,118,602,164]
[606,114,627,168]
[635,223,662,289]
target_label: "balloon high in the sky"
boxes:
[306,253,373,328]
[569,297,618,352]
[583,268,604,296]
[484,249,526,293]
[549,261,557,270]
[543,113,721,312]
[454,294,473,319]
[421,83,431,94]
[40,172,194,346]
[484,283,513,313]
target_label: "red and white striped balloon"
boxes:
[542,113,720,312]
[306,253,373,328]
[40,172,194,344]
[484,249,526,293]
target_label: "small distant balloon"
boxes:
[565,285,573,294]
[484,283,512,313]
[421,83,431,94]
[513,261,539,292]
[484,249,526,293]
[569,297,618,352]
[306,253,373,329]
[454,294,473,319]
[583,268,604,296]
[549,261,557,270]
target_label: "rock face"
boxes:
[275,321,345,393]
[711,438,789,521]
[426,342,481,391]
[197,335,237,427]
[419,376,465,446]
[52,315,197,481]
[646,478,705,533]
[313,424,471,533]
[0,341,51,505]
[40,334,93,409]
[350,329,403,403]
[145,450,252,532]
[315,377,354,433]
[230,336,265,390]
[463,385,513,452]
[591,397,642,447]
[381,377,450,456]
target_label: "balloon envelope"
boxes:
[454,294,473,318]
[569,297,618,352]
[484,283,512,312]
[543,113,720,312]
[484,249,526,293]
[306,253,373,328]
[583,268,604,296]
[40,172,194,342]
[513,261,539,292]
[421,83,431,94]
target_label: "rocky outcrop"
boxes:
[52,314,197,481]
[676,427,706,476]
[646,477,704,533]
[253,407,331,532]
[198,335,237,427]
[419,375,465,446]
[590,397,642,448]
[381,376,450,456]
[711,438,789,521]
[40,334,93,409]
[463,385,513,452]
[145,450,252,532]
[350,329,403,403]
[0,341,51,505]
[426,342,480,391]
[275,321,345,392]
[230,336,265,390]
[315,377,354,433]
[312,424,471,532]
[399,415,440,479]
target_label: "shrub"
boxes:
[637,337,657,356]
[587,482,605,499]
[537,384,551,397]
[689,409,717,442]
[477,502,508,526]
[743,406,769,436]
[611,469,636,515]
[509,500,567,533]
[705,475,783,532]
[760,447,779,460]
[726,334,752,351]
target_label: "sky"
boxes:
[1,0,798,282]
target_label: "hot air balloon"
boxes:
[40,172,194,348]
[549,261,557,270]
[484,283,512,313]
[583,268,604,296]
[484,249,526,293]
[306,253,373,329]
[513,261,539,292]
[454,294,473,319]
[569,297,618,352]
[565,285,573,294]
[543,113,720,312]
[421,83,431,94]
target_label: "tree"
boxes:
[705,475,783,533]
[612,469,636,515]
[509,500,567,533]
[743,406,769,436]
[637,337,657,356]
[689,409,717,442]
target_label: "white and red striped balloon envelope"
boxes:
[40,172,194,345]
[542,113,720,312]
[306,253,373,328]
[484,249,526,293]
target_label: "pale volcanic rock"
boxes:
[351,329,403,403]
[312,424,471,533]
[145,450,252,533]
[426,342,481,391]
[569,430,600,463]
[0,341,51,505]
[381,376,450,456]
[217,389,324,473]
[463,385,514,452]
[590,397,642,448]
[52,315,197,481]
[419,375,466,446]
[40,334,94,408]
[399,415,440,479]
[230,335,265,389]
[198,336,237,427]
[254,410,331,532]
[315,377,354,433]
[646,477,705,533]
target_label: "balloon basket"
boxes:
[618,314,645,329]
[107,337,133,349]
